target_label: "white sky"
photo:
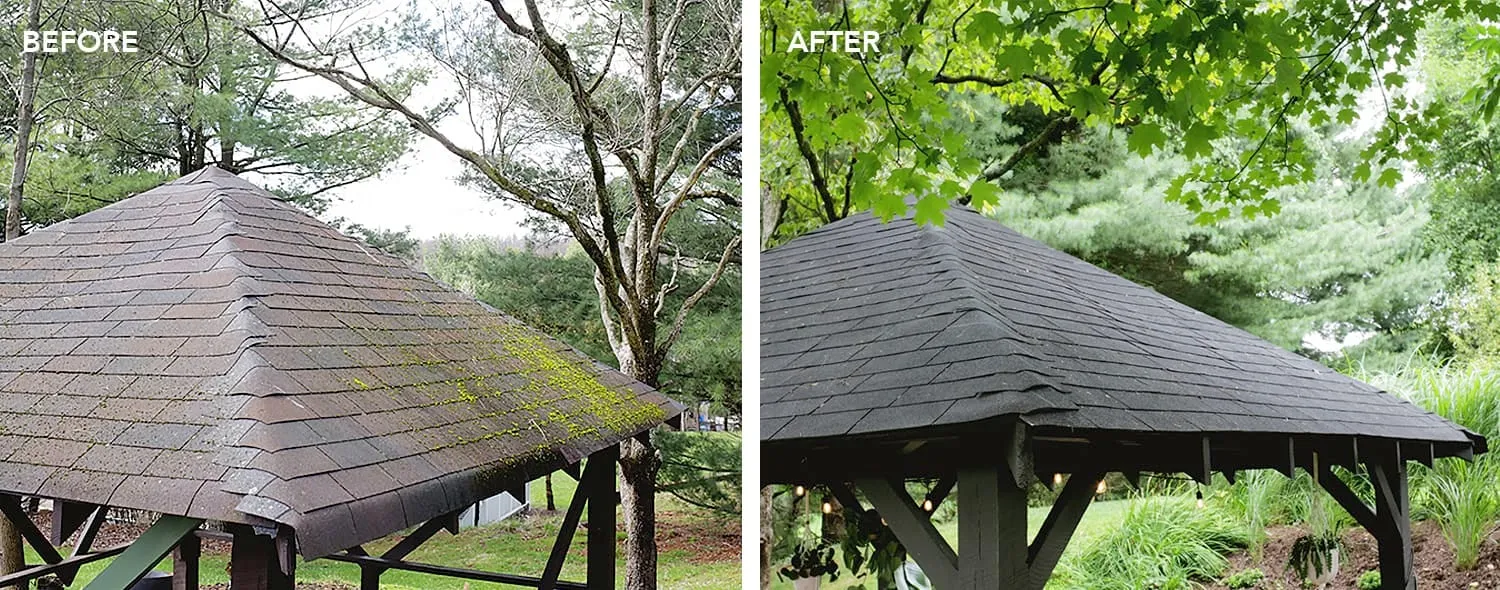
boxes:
[318,137,528,240]
[269,0,538,241]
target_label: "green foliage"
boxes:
[1357,570,1382,589]
[653,431,741,516]
[1224,470,1286,556]
[1054,496,1247,589]
[0,0,414,235]
[1223,568,1265,589]
[762,0,1469,233]
[1448,262,1500,360]
[984,123,1444,356]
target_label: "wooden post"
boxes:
[172,534,200,590]
[586,445,619,589]
[957,465,1028,587]
[1369,457,1414,590]
[229,527,294,590]
[50,501,91,546]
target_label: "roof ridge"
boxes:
[916,216,1073,395]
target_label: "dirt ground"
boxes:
[1207,521,1500,589]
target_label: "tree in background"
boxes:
[238,1,742,584]
[425,236,743,516]
[0,0,415,237]
[945,100,1446,361]
[762,0,1486,237]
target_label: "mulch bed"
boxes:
[655,508,739,564]
[1207,521,1500,588]
[27,509,231,554]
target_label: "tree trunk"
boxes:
[619,435,660,590]
[2,0,42,583]
[545,474,556,511]
[6,0,43,242]
[760,486,774,589]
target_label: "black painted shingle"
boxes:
[761,207,1480,454]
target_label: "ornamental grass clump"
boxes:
[1054,496,1247,590]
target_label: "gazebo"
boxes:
[0,167,680,589]
[761,205,1485,589]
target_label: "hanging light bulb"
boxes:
[922,498,934,512]
[794,485,806,497]
[1196,487,1205,510]
[822,499,833,514]
[1053,473,1063,486]
[1096,479,1107,495]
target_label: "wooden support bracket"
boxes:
[855,476,959,588]
[83,516,203,590]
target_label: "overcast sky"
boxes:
[318,137,529,240]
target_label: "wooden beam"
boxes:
[382,514,457,561]
[1026,470,1100,589]
[83,516,203,590]
[925,476,956,513]
[585,444,618,590]
[58,505,107,584]
[957,465,1028,587]
[1195,436,1212,485]
[0,544,127,588]
[0,494,63,566]
[855,476,958,588]
[173,534,200,590]
[50,501,94,546]
[1315,463,1381,536]
[540,460,593,590]
[1277,437,1297,477]
[1004,424,1034,489]
[322,552,588,589]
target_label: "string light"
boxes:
[1095,479,1107,495]
[1053,473,1063,486]
[1195,487,1204,510]
[794,485,805,497]
[922,498,933,512]
[822,499,833,514]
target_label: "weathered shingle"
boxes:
[0,167,680,557]
[761,206,1481,456]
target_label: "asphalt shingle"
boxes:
[761,206,1482,458]
[0,167,680,557]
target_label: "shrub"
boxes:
[1357,570,1381,590]
[1053,496,1248,590]
[1223,568,1265,589]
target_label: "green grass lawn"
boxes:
[769,499,1130,589]
[28,476,739,589]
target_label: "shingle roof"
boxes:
[761,206,1481,454]
[0,167,677,557]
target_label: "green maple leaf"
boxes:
[833,113,866,142]
[968,179,1001,209]
[913,195,947,226]
[1182,123,1220,158]
[1128,122,1168,156]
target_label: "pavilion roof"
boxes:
[0,167,677,556]
[761,206,1481,459]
